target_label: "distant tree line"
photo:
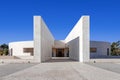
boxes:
[0,44,9,56]
[111,41,120,56]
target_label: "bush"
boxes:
[0,50,3,56]
[0,44,9,56]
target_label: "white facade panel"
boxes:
[65,16,90,62]
[90,41,111,58]
[65,18,82,43]
[9,41,33,57]
[54,40,66,48]
[34,16,42,62]
[68,37,79,60]
[34,16,55,62]
[79,16,90,62]
[41,18,54,62]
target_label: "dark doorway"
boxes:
[10,48,13,56]
[56,49,64,57]
[107,48,109,56]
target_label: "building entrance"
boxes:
[56,49,64,57]
[52,48,69,57]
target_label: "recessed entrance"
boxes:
[56,49,64,57]
[52,48,69,57]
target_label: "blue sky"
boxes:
[0,0,120,44]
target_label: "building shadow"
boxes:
[44,59,77,63]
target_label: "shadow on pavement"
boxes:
[45,59,77,63]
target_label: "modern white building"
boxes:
[9,16,111,62]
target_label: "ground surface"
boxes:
[0,59,120,80]
[86,62,120,74]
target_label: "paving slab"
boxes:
[86,62,120,74]
[0,63,37,77]
[0,61,120,80]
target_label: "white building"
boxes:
[9,16,111,62]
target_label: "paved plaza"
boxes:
[0,60,120,80]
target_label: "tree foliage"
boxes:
[111,41,120,56]
[0,44,9,56]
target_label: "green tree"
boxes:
[0,44,8,49]
[0,50,3,56]
[111,41,120,56]
[0,44,9,56]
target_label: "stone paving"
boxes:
[0,60,120,80]
[0,63,37,77]
[86,62,120,74]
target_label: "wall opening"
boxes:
[10,48,13,56]
[107,48,109,56]
[23,48,34,56]
[90,48,97,53]
[52,48,69,57]
[56,49,64,57]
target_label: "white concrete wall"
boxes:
[65,16,90,62]
[90,41,111,58]
[41,17,54,62]
[65,17,82,61]
[79,16,90,62]
[34,16,42,62]
[54,40,66,48]
[68,37,79,60]
[34,16,54,62]
[65,18,82,43]
[9,41,34,59]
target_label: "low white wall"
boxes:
[90,41,111,58]
[9,41,34,59]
